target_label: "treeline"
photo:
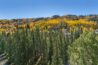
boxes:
[1,14,98,23]
[0,14,98,33]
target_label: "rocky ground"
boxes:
[0,53,8,65]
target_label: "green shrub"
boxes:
[0,33,6,54]
[5,28,69,65]
[68,32,98,65]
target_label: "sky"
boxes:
[0,0,98,19]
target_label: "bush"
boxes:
[68,32,98,65]
[5,28,69,65]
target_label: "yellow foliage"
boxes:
[0,18,97,33]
